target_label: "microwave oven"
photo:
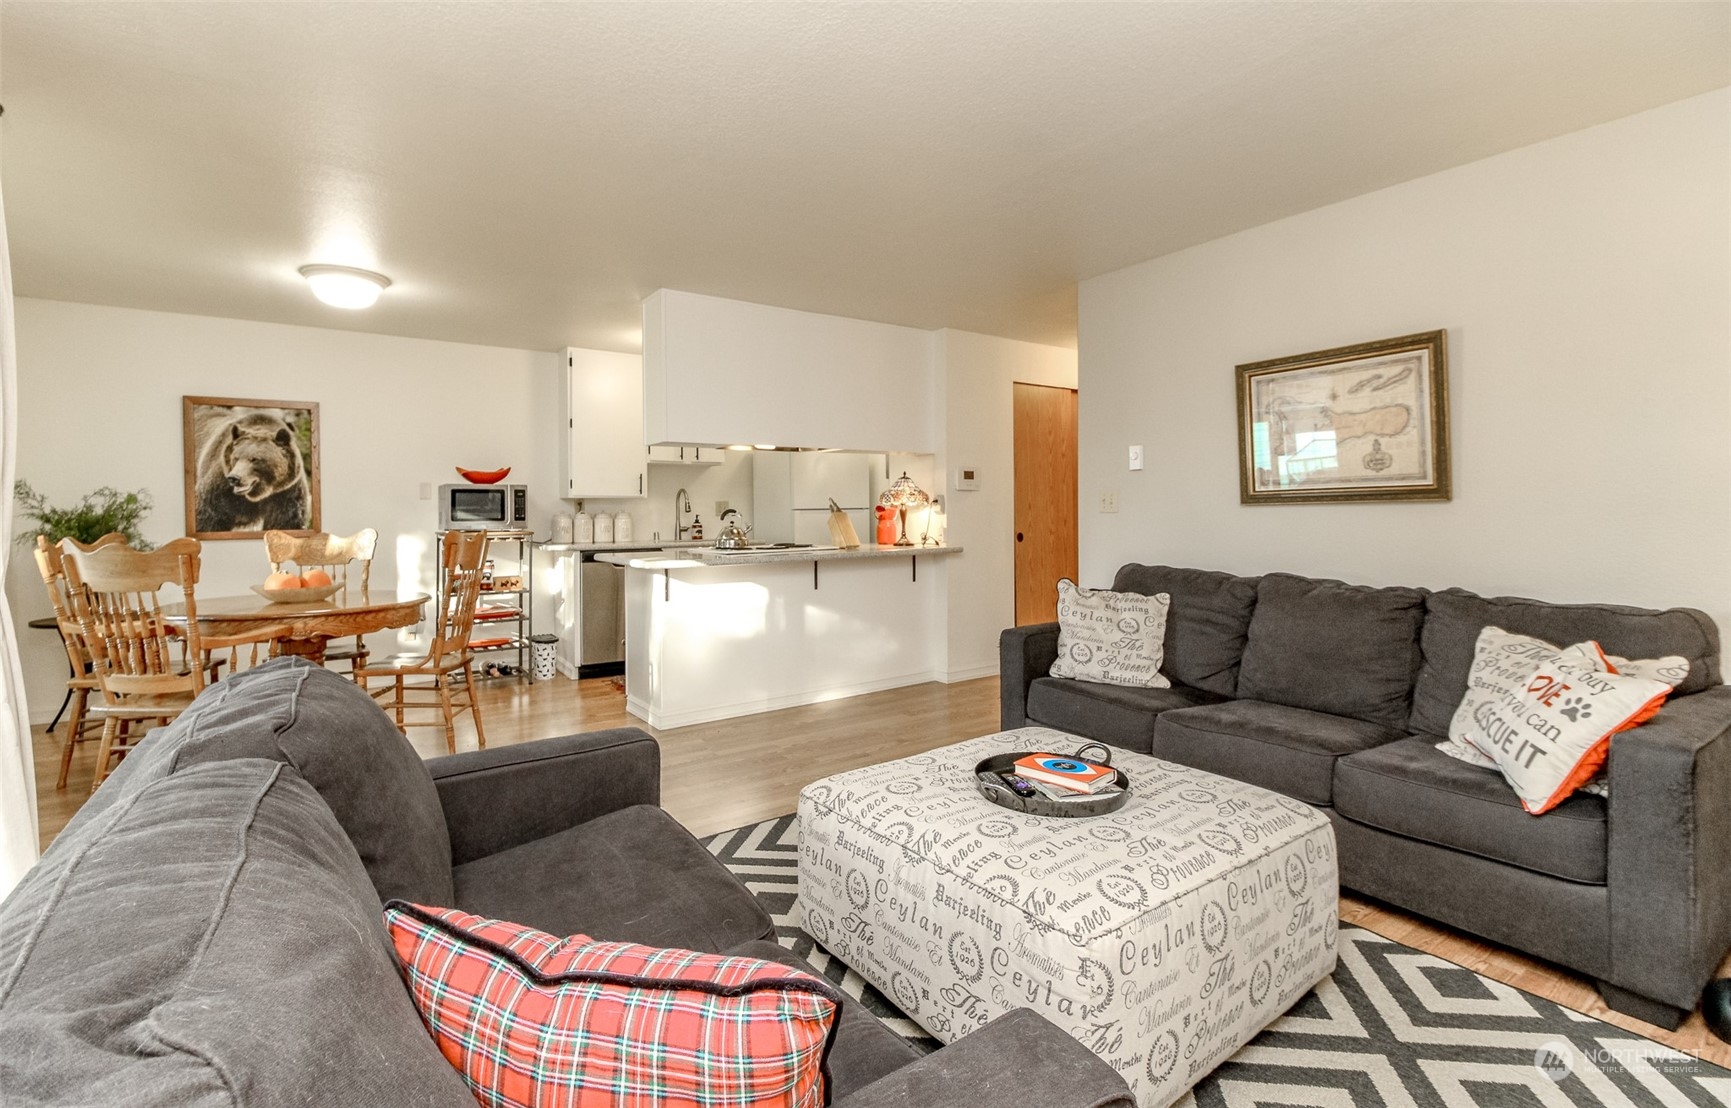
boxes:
[439,484,529,531]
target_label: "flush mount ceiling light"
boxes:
[298,264,391,309]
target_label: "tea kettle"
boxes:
[713,509,752,550]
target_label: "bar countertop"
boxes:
[592,543,962,569]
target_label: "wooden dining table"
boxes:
[161,590,431,663]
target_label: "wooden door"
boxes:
[1013,383,1079,625]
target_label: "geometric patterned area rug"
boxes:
[704,814,1731,1108]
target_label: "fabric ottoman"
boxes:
[797,727,1338,1108]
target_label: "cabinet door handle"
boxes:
[638,474,643,494]
[1016,532,1025,542]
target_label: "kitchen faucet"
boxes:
[673,488,692,540]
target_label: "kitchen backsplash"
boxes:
[566,448,757,543]
[562,449,940,547]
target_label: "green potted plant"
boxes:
[13,481,155,549]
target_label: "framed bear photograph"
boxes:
[182,396,321,539]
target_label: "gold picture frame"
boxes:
[182,395,321,539]
[1235,330,1450,505]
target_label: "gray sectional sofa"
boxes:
[1,659,1133,1107]
[1002,564,1731,1030]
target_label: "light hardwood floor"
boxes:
[30,672,1731,1067]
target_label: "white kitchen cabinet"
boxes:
[562,348,646,499]
[643,289,936,453]
[646,444,722,466]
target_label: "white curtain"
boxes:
[0,169,38,899]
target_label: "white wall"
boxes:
[1078,88,1731,632]
[6,299,564,721]
[935,329,1078,679]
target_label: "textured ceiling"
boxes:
[1,2,1726,352]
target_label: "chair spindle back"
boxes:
[59,536,205,702]
[264,528,378,591]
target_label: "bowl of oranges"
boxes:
[252,568,342,604]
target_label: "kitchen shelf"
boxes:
[437,530,535,682]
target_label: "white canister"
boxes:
[552,513,575,544]
[594,512,615,544]
[614,511,633,543]
[575,510,594,543]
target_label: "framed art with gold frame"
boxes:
[182,395,321,539]
[1235,330,1450,505]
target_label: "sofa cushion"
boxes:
[725,940,919,1100]
[385,903,840,1108]
[0,759,474,1107]
[1025,676,1224,754]
[452,804,774,952]
[1151,700,1405,806]
[1110,564,1261,696]
[1335,736,1608,884]
[1409,587,1721,738]
[162,658,456,906]
[1236,572,1426,728]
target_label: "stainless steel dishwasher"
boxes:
[577,553,625,675]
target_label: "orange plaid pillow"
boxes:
[385,902,842,1108]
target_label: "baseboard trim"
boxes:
[939,663,998,684]
[627,670,946,730]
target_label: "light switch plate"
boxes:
[1128,445,1145,471]
[1099,491,1119,513]
[418,481,433,500]
[954,466,979,491]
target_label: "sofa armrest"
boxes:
[1606,684,1731,1009]
[830,1009,1133,1108]
[429,728,660,865]
[999,623,1060,731]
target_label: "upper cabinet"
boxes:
[642,289,936,454]
[647,444,722,466]
[562,348,646,499]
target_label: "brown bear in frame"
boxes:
[193,408,313,533]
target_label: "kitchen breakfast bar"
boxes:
[594,544,961,729]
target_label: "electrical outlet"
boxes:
[1099,491,1119,513]
[1128,445,1144,471]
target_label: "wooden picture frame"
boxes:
[1235,330,1450,505]
[182,396,321,539]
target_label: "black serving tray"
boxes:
[973,743,1130,818]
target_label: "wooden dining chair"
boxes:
[57,537,209,790]
[263,528,379,678]
[59,536,284,790]
[32,534,123,789]
[355,530,488,753]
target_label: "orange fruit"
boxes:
[264,572,303,590]
[301,569,332,588]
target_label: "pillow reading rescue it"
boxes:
[1436,640,1608,770]
[1436,640,1691,799]
[1446,627,1675,814]
[1051,579,1171,688]
[384,902,842,1108]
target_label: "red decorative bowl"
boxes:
[456,466,511,484]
